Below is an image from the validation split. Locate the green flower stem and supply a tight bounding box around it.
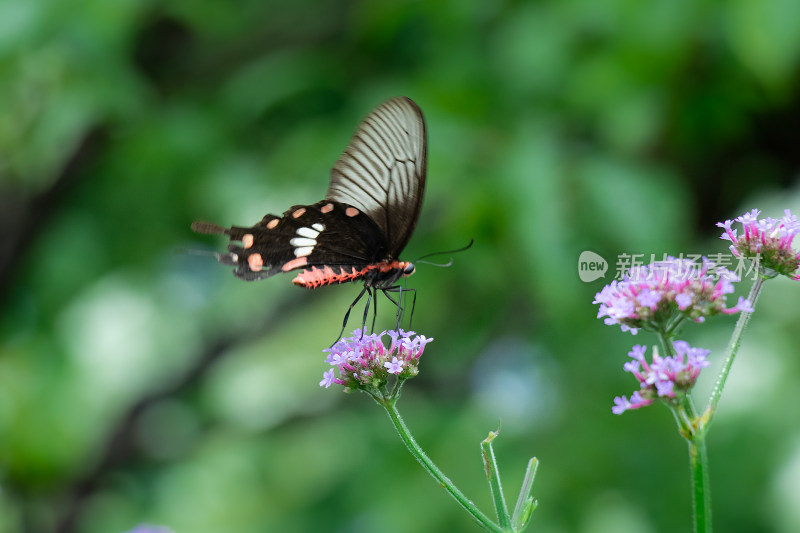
[669,397,710,533]
[666,314,688,337]
[701,275,765,429]
[684,399,710,533]
[672,397,696,439]
[662,337,710,533]
[661,274,767,533]
[481,430,512,529]
[511,458,539,531]
[377,396,504,533]
[688,434,711,533]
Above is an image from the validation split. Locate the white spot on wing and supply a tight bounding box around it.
[290,237,317,247]
[297,226,320,239]
[312,223,324,232]
[294,246,314,257]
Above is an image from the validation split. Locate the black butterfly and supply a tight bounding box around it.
[192,97,427,333]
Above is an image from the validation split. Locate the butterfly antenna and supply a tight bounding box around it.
[412,239,474,264]
[416,258,454,267]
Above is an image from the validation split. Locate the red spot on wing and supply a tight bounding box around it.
[321,203,334,213]
[282,256,309,271]
[267,219,279,229]
[242,234,254,249]
[248,253,264,271]
[292,208,306,218]
[345,207,359,217]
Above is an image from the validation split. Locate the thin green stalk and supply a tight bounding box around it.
[378,396,504,533]
[688,435,711,533]
[481,430,511,528]
[666,315,688,336]
[658,331,677,357]
[670,379,710,532]
[669,274,766,533]
[701,276,765,429]
[674,397,697,439]
[511,458,539,531]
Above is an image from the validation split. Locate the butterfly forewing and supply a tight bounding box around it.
[220,201,389,281]
[326,97,427,258]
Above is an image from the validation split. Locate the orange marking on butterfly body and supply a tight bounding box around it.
[292,266,364,288]
[384,261,412,273]
[292,208,306,218]
[282,256,309,271]
[248,253,264,271]
[242,234,254,249]
[291,261,413,289]
[267,219,279,229]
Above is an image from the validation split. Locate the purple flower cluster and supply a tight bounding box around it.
[717,208,800,280]
[593,257,753,334]
[612,341,710,414]
[320,328,433,390]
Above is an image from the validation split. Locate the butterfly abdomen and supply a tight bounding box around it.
[292,260,413,289]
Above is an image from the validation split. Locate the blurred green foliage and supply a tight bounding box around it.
[2,1,800,532]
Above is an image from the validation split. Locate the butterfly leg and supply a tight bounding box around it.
[406,287,417,328]
[370,286,379,333]
[380,289,402,325]
[359,287,375,336]
[381,286,416,331]
[335,284,370,344]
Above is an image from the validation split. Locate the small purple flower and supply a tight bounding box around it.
[733,296,754,313]
[319,369,338,388]
[320,328,432,391]
[412,335,434,358]
[612,396,631,415]
[326,352,349,366]
[384,357,404,374]
[675,293,692,310]
[717,208,800,280]
[613,391,653,414]
[636,288,662,309]
[593,257,751,334]
[655,380,674,397]
[611,342,710,414]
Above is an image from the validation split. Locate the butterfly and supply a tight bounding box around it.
[192,97,427,334]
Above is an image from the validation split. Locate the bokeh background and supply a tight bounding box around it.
[2,1,800,532]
